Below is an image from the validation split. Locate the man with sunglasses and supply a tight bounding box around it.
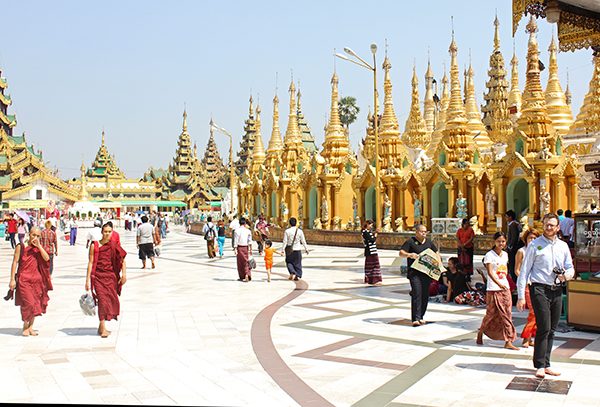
[517,213,574,379]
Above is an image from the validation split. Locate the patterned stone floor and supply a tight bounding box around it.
[0,226,599,406]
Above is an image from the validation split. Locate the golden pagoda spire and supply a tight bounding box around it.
[267,92,283,154]
[465,62,492,150]
[568,54,600,138]
[545,35,574,136]
[250,104,266,172]
[378,54,404,169]
[321,71,351,168]
[508,48,523,124]
[403,65,430,149]
[565,72,572,106]
[517,16,555,156]
[283,80,301,143]
[442,32,472,162]
[101,129,106,146]
[182,109,188,132]
[482,15,512,144]
[248,95,254,117]
[423,57,436,133]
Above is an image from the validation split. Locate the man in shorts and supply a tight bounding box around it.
[136,215,156,269]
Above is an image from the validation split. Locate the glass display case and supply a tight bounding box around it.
[568,214,600,332]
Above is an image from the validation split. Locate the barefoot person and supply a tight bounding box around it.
[514,228,540,348]
[477,232,518,350]
[233,218,253,282]
[136,215,156,269]
[517,214,574,378]
[9,227,52,336]
[85,223,127,338]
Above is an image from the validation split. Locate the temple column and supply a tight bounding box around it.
[468,179,477,220]
[568,177,578,212]
[398,183,406,229]
[495,177,506,231]
[555,176,565,212]
[358,188,365,225]
[528,176,537,226]
[447,183,456,218]
[422,185,430,228]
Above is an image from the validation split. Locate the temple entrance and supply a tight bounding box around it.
[506,178,529,218]
[365,186,376,222]
[431,181,448,218]
[308,187,318,227]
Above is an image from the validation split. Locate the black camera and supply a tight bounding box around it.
[553,267,566,286]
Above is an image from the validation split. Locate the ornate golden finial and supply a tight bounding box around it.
[267,91,283,154]
[249,95,254,116]
[101,129,105,146]
[565,70,572,105]
[182,109,188,132]
[378,53,404,169]
[545,35,573,136]
[493,13,501,51]
[465,62,491,149]
[424,57,436,134]
[403,64,430,149]
[251,103,266,172]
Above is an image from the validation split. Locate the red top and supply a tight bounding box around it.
[7,219,17,233]
[456,227,475,249]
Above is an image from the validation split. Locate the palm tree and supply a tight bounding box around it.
[338,96,360,132]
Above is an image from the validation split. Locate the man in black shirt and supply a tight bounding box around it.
[400,224,438,326]
[505,209,522,281]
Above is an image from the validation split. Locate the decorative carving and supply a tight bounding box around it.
[469,215,483,235]
[382,216,393,233]
[345,217,354,231]
[485,184,497,221]
[383,193,392,219]
[313,217,322,230]
[456,191,468,219]
[321,195,329,222]
[332,216,342,231]
[394,217,404,232]
[540,185,551,215]
[413,192,422,221]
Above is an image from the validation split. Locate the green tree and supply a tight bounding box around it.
[338,96,360,131]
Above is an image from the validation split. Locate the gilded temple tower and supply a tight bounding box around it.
[481,16,513,144]
[423,59,436,134]
[402,66,430,150]
[235,96,258,176]
[508,50,523,126]
[0,69,17,137]
[545,36,574,137]
[464,63,492,151]
[297,87,318,155]
[202,118,227,186]
[319,72,357,229]
[378,55,405,170]
[428,70,449,156]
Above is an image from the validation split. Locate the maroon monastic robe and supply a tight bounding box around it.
[91,240,127,321]
[15,245,52,322]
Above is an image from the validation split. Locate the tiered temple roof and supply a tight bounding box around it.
[321,72,354,170]
[235,96,257,176]
[296,87,317,155]
[378,55,406,169]
[481,16,513,144]
[464,63,493,151]
[86,130,125,179]
[281,81,308,173]
[0,69,17,137]
[202,118,227,186]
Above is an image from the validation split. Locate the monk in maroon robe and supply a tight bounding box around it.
[85,223,127,338]
[9,227,52,336]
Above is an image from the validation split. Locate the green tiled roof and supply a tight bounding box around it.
[0,174,11,186]
[0,154,6,164]
[9,135,24,145]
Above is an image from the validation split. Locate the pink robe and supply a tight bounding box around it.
[15,245,52,322]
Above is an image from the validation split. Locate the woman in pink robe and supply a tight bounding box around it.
[85,223,127,338]
[9,227,52,336]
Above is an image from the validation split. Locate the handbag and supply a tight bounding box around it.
[79,292,96,316]
[248,256,257,269]
[285,228,299,257]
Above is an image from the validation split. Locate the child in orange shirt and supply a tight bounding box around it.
[263,240,283,282]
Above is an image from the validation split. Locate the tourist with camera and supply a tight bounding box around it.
[517,213,574,379]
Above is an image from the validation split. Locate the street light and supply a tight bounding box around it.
[210,121,236,217]
[335,43,380,226]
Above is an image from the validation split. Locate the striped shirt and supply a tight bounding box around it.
[362,229,377,256]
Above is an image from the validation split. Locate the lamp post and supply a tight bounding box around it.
[211,121,235,217]
[335,44,380,226]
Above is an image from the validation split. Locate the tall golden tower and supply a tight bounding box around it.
[250,105,266,174]
[202,118,227,186]
[428,69,450,156]
[423,59,436,134]
[235,96,258,175]
[464,62,492,151]
[281,81,308,173]
[321,72,352,169]
[265,92,283,170]
[402,65,430,150]
[297,87,317,155]
[442,34,472,163]
[481,16,513,144]
[508,50,523,126]
[568,54,600,141]
[516,16,556,157]
[545,36,574,136]
[378,55,405,169]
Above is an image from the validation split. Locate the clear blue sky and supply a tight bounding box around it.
[1,0,594,180]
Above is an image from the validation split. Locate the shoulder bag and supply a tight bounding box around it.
[285,228,299,257]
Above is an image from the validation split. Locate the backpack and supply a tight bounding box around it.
[204,225,216,241]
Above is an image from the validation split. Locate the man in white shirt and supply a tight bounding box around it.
[233,218,253,282]
[281,217,309,281]
[517,213,574,379]
[229,215,240,248]
[136,215,156,269]
[86,220,103,249]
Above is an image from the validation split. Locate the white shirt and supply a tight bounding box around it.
[137,222,155,244]
[233,226,252,247]
[281,227,308,252]
[559,217,575,239]
[86,227,102,243]
[517,235,575,300]
[48,217,57,228]
[230,219,240,231]
[483,249,510,291]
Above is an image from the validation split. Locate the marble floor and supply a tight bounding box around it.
[0,226,598,406]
